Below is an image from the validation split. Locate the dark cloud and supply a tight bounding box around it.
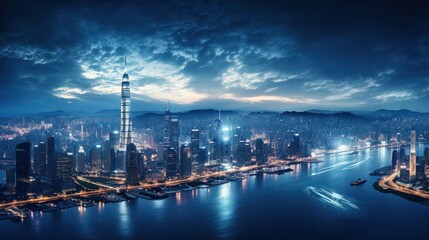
[0,0,428,114]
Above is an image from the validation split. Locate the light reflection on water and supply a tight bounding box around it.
[1,146,429,239]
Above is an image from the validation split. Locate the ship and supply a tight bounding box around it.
[133,190,169,200]
[350,178,367,186]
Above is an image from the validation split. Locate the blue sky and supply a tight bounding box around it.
[1,0,428,114]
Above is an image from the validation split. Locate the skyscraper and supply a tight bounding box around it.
[39,141,47,176]
[56,152,73,182]
[391,150,398,171]
[163,103,171,162]
[119,57,132,149]
[170,115,180,152]
[180,144,192,178]
[166,148,178,179]
[90,144,102,172]
[76,146,86,173]
[15,142,31,193]
[409,127,416,179]
[255,138,265,165]
[126,143,139,185]
[191,128,200,164]
[103,140,112,172]
[47,137,57,180]
[33,144,39,174]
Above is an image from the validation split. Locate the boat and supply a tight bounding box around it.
[133,190,169,200]
[350,178,367,186]
[275,168,293,175]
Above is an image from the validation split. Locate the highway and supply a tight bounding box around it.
[0,163,273,209]
[377,171,429,199]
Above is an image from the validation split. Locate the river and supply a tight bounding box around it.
[0,144,428,239]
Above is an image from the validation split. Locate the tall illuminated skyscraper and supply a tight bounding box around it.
[120,57,132,149]
[409,127,416,179]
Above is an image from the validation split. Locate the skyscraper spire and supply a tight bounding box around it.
[218,108,221,120]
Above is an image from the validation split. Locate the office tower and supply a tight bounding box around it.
[208,140,216,164]
[103,140,112,172]
[33,144,39,174]
[255,139,265,165]
[90,144,102,172]
[39,141,47,176]
[119,57,132,149]
[237,139,246,167]
[57,152,73,182]
[424,147,429,166]
[163,103,171,162]
[126,143,139,185]
[232,134,239,162]
[47,137,57,180]
[391,150,399,171]
[214,111,223,162]
[76,146,86,173]
[15,142,31,193]
[191,129,200,163]
[245,140,252,163]
[180,144,192,178]
[166,148,178,179]
[409,127,416,179]
[6,168,15,193]
[109,131,120,169]
[290,133,301,157]
[170,115,180,152]
[399,147,406,163]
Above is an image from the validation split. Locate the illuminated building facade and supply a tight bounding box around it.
[409,127,416,179]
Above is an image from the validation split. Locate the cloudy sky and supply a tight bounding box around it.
[1,0,428,114]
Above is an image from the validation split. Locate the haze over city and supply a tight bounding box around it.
[1,0,429,114]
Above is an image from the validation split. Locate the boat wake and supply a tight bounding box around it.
[306,186,359,212]
[311,161,349,175]
[311,157,371,175]
[341,157,370,170]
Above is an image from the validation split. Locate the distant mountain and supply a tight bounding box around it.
[136,109,240,120]
[365,109,428,119]
[305,109,341,114]
[280,110,366,120]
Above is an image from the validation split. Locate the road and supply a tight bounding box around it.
[377,171,429,199]
[0,163,273,209]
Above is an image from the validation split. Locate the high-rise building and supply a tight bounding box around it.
[391,150,399,171]
[289,133,301,157]
[255,139,265,165]
[170,115,180,152]
[56,152,73,182]
[191,129,200,163]
[119,57,132,149]
[166,148,178,179]
[39,141,47,176]
[236,139,246,167]
[163,104,171,162]
[399,147,406,163]
[6,167,15,193]
[109,131,120,170]
[47,137,57,180]
[424,147,429,166]
[90,144,102,172]
[76,146,86,173]
[180,144,192,178]
[103,140,112,172]
[409,127,416,179]
[126,143,139,185]
[33,144,39,174]
[16,142,31,193]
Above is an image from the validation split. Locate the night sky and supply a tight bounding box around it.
[1,0,428,114]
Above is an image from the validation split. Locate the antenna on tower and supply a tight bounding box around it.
[168,99,170,111]
[218,108,221,120]
[124,56,127,73]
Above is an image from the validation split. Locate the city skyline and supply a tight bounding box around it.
[1,0,429,115]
